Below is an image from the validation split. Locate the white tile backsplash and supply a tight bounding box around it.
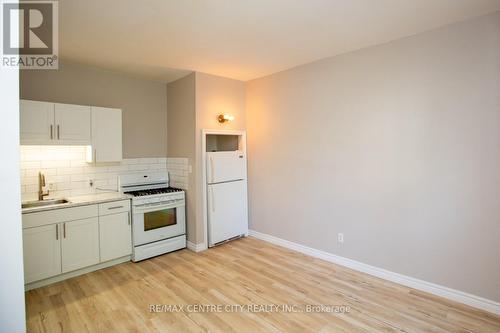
[166,158,189,189]
[20,146,189,201]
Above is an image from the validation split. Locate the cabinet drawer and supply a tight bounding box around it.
[98,200,130,216]
[23,204,98,229]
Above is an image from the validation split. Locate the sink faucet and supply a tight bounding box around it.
[38,172,49,200]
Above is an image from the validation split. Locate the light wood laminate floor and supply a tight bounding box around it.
[26,237,500,332]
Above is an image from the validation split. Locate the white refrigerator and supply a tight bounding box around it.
[207,151,248,247]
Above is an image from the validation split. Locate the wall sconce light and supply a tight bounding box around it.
[218,114,234,123]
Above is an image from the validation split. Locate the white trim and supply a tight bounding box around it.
[25,256,131,291]
[201,129,247,249]
[187,241,208,252]
[249,230,500,315]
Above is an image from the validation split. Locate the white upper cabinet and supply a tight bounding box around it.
[91,107,123,162]
[20,100,123,161]
[54,103,92,144]
[20,100,55,144]
[20,100,92,145]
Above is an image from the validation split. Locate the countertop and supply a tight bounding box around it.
[22,192,132,214]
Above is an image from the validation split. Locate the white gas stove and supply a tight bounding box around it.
[120,172,186,261]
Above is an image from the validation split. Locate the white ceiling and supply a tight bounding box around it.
[59,0,500,82]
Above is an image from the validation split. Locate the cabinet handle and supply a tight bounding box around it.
[57,125,60,139]
[94,148,97,163]
[108,205,124,210]
[56,224,58,240]
[128,212,131,225]
[63,222,66,238]
[50,125,53,139]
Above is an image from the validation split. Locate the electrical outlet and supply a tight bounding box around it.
[338,233,344,243]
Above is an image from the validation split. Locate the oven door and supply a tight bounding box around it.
[132,201,186,246]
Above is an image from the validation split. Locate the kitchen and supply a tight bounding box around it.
[19,64,249,290]
[2,1,500,332]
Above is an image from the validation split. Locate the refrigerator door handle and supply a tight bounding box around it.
[209,156,215,183]
[210,187,215,212]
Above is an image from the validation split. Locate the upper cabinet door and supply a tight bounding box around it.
[54,103,91,144]
[20,100,55,144]
[91,106,123,162]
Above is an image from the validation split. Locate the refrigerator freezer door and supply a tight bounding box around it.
[208,180,248,246]
[207,151,246,184]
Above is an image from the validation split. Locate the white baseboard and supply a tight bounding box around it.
[187,241,208,253]
[249,230,500,315]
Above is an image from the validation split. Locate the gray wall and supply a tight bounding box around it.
[246,12,500,301]
[167,73,197,242]
[20,62,168,158]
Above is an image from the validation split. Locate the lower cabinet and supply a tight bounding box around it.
[22,200,132,286]
[23,224,61,284]
[99,212,132,262]
[61,217,100,273]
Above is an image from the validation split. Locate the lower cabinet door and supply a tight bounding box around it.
[61,217,100,273]
[23,224,62,283]
[99,212,132,262]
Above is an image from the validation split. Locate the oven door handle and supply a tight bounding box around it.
[135,202,182,214]
[148,201,172,207]
[135,200,177,208]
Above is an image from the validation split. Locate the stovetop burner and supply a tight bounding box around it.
[125,187,183,197]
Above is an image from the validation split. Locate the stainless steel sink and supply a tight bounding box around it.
[22,199,70,209]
